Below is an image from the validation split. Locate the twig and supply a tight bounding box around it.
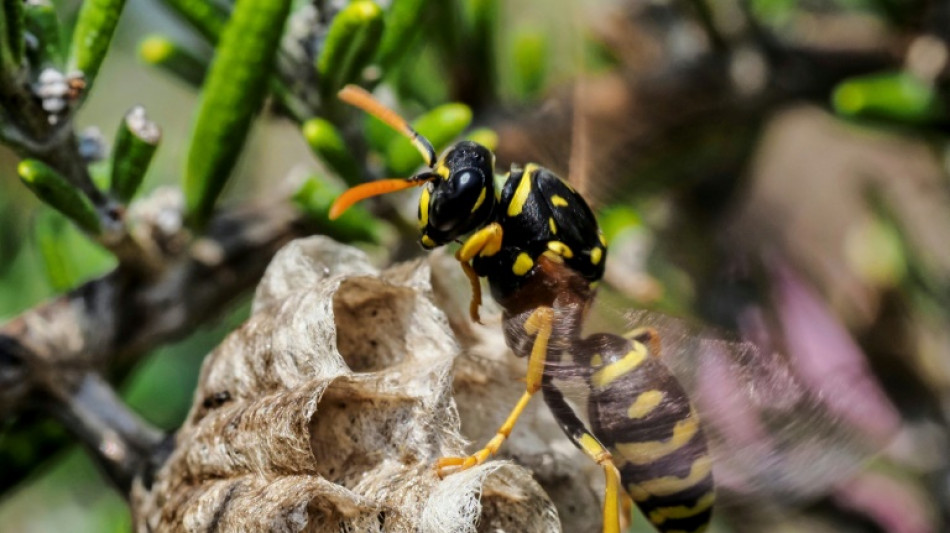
[46,372,166,493]
[0,199,304,491]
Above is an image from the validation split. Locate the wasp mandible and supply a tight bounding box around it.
[329,85,714,533]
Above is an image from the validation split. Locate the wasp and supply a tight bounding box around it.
[329,85,714,533]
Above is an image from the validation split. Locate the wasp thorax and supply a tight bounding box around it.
[419,141,496,248]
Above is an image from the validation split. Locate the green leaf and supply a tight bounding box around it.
[67,0,128,92]
[302,118,360,185]
[293,176,380,243]
[111,106,160,202]
[385,102,472,175]
[464,127,497,152]
[375,0,427,70]
[3,0,25,67]
[183,0,292,227]
[18,159,101,235]
[24,0,63,69]
[832,71,943,124]
[511,27,547,99]
[33,209,78,291]
[317,0,384,96]
[155,0,227,43]
[460,0,498,102]
[364,113,398,153]
[139,34,207,87]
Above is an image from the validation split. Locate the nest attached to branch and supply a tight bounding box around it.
[131,236,601,532]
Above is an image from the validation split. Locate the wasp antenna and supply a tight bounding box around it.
[329,175,434,220]
[338,85,437,168]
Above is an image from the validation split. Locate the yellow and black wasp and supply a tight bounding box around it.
[329,85,714,533]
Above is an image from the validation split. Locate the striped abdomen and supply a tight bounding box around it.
[583,332,714,533]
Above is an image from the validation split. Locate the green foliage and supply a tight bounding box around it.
[18,160,101,235]
[386,102,472,175]
[597,205,643,244]
[183,0,292,227]
[302,118,360,185]
[110,106,161,202]
[293,177,381,243]
[138,34,207,87]
[317,0,384,97]
[23,0,63,68]
[156,0,227,43]
[32,208,115,291]
[2,0,26,67]
[511,27,548,99]
[375,0,428,70]
[34,209,78,291]
[832,71,943,124]
[465,127,498,152]
[67,0,127,91]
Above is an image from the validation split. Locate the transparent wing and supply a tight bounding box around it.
[536,303,899,514]
[490,0,914,528]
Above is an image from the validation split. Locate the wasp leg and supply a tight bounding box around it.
[624,326,661,358]
[542,380,622,533]
[455,222,504,324]
[437,305,552,475]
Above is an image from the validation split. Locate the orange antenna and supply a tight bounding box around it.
[329,176,434,220]
[338,85,437,168]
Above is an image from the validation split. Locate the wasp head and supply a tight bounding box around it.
[418,141,496,249]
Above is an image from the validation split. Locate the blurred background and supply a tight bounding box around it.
[1,0,950,531]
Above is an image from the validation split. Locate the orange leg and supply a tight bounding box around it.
[437,306,552,474]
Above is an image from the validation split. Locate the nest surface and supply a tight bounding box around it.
[132,237,600,532]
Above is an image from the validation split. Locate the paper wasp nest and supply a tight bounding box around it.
[132,236,600,532]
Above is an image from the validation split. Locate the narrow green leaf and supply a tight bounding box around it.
[3,0,25,66]
[111,105,160,202]
[317,0,384,95]
[67,0,127,91]
[464,127,497,152]
[386,102,472,175]
[302,118,360,185]
[375,0,427,70]
[293,176,380,243]
[19,159,102,234]
[156,0,227,43]
[832,72,943,124]
[461,0,498,102]
[511,28,547,99]
[183,0,292,227]
[33,209,78,291]
[0,3,13,70]
[364,113,398,153]
[139,34,207,87]
[24,0,63,68]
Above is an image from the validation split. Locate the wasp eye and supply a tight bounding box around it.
[430,168,489,233]
[456,169,475,188]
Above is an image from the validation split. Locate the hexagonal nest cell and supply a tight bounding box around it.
[130,237,598,532]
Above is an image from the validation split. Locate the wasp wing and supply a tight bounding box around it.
[538,306,899,514]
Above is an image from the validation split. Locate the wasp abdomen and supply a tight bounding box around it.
[583,333,714,533]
